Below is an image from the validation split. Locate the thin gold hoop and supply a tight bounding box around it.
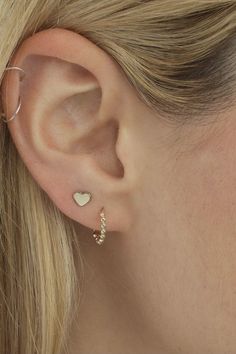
[1,66,26,123]
[4,66,26,78]
[1,96,22,123]
[93,208,106,245]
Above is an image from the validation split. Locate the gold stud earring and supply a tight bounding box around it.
[73,191,92,207]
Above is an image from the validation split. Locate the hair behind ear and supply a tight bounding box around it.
[0,123,82,354]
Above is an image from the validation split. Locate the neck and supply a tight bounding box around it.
[64,227,164,354]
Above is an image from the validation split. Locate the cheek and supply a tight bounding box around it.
[129,119,236,353]
[168,135,236,288]
[158,142,236,351]
[173,143,236,238]
[176,115,236,233]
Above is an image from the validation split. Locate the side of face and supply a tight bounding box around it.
[2,27,236,354]
[125,103,236,353]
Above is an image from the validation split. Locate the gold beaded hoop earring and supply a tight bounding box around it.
[93,208,106,245]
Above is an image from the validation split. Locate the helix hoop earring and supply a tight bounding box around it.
[93,207,107,245]
[1,66,26,123]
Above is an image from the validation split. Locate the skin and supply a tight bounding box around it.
[2,27,236,354]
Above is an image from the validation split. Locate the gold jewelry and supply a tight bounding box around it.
[1,66,26,123]
[73,191,92,207]
[93,208,106,245]
[72,192,107,245]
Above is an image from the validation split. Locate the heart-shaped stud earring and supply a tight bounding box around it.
[73,191,92,207]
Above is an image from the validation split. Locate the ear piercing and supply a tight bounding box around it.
[0,66,26,123]
[73,191,92,207]
[73,191,107,245]
[92,208,106,245]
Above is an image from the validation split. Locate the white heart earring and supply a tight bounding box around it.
[73,191,92,207]
[72,191,107,245]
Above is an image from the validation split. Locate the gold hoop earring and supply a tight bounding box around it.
[93,208,106,245]
[1,66,26,123]
[1,97,22,123]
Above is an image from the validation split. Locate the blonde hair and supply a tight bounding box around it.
[0,1,236,353]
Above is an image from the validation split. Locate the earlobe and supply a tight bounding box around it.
[0,28,135,237]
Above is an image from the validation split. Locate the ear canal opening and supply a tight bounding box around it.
[80,118,125,179]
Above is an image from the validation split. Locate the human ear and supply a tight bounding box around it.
[0,28,135,233]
